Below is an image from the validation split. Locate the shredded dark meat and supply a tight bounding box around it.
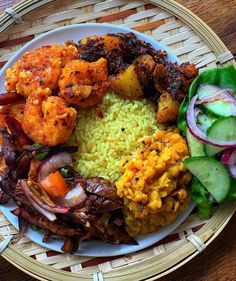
[14,216,28,243]
[14,180,30,206]
[12,207,81,237]
[1,129,17,168]
[15,151,32,179]
[0,170,16,198]
[86,177,121,199]
[61,236,79,254]
[71,210,137,245]
[153,62,198,101]
[93,213,138,245]
[0,92,24,106]
[81,177,123,213]
[42,230,52,243]
[78,32,167,75]
[0,188,10,204]
[5,115,32,146]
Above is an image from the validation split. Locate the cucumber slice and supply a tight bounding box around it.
[201,101,234,117]
[223,178,236,201]
[205,116,236,156]
[197,85,234,117]
[186,128,205,156]
[184,156,230,203]
[197,113,216,130]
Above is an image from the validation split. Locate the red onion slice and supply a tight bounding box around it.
[221,149,236,165]
[60,182,87,208]
[196,84,236,104]
[30,194,69,214]
[195,84,236,115]
[194,107,201,119]
[27,195,57,221]
[196,93,236,106]
[37,152,72,182]
[197,84,235,100]
[21,180,69,215]
[228,164,236,179]
[187,95,236,147]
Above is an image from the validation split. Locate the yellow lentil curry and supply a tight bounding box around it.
[116,130,191,236]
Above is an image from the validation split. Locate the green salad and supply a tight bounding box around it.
[178,65,236,218]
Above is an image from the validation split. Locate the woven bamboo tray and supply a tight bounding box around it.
[0,1,235,280]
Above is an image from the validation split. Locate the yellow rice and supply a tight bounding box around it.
[74,92,157,182]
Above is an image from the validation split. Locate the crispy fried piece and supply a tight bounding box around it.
[58,58,109,109]
[22,88,77,146]
[134,54,156,87]
[5,116,32,146]
[84,177,123,213]
[156,92,180,124]
[5,44,78,97]
[0,92,24,106]
[1,129,17,169]
[0,189,10,204]
[0,170,16,199]
[78,32,167,75]
[61,236,79,254]
[79,35,122,52]
[14,152,32,179]
[0,102,25,129]
[153,62,198,101]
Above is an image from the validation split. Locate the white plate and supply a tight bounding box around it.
[0,23,194,257]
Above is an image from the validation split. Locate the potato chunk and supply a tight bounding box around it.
[156,92,180,124]
[109,65,143,100]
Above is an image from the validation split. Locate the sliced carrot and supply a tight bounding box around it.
[40,170,69,197]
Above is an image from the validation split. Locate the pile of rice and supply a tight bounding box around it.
[74,92,157,182]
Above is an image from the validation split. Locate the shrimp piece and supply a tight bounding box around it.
[5,44,78,97]
[58,58,109,109]
[0,102,25,129]
[22,88,77,146]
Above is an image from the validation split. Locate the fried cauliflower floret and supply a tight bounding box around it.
[156,92,180,124]
[58,58,109,109]
[5,44,78,97]
[22,88,77,146]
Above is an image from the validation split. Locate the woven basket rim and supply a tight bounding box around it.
[0,0,235,280]
[0,0,235,67]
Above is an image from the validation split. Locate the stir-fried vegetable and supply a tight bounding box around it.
[40,170,69,197]
[31,143,49,160]
[37,152,72,182]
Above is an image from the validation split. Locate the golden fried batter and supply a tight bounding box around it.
[58,58,109,109]
[22,88,77,146]
[0,102,25,129]
[5,44,78,97]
